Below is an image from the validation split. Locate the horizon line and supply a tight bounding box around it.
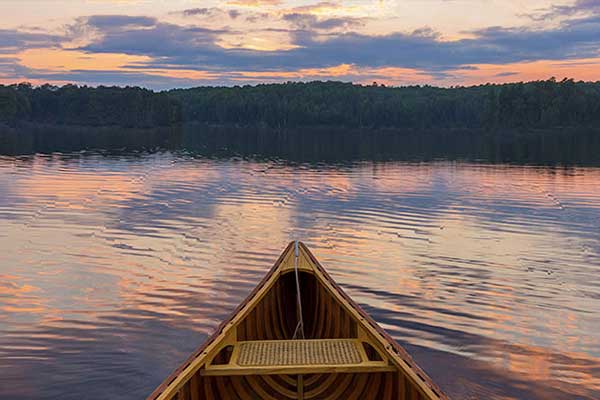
[4,77,599,92]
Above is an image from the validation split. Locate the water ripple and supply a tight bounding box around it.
[0,154,599,399]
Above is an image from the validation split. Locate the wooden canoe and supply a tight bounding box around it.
[147,241,448,400]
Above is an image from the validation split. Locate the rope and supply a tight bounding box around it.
[292,240,305,339]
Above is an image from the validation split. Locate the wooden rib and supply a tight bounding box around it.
[382,372,393,400]
[312,280,321,340]
[324,286,333,338]
[339,303,348,339]
[304,373,339,399]
[276,284,288,340]
[176,382,187,400]
[409,383,418,400]
[276,281,290,338]
[203,377,215,400]
[189,374,199,400]
[341,304,349,338]
[324,294,335,338]
[278,374,297,386]
[237,314,246,342]
[363,373,383,400]
[321,373,357,400]
[271,374,296,391]
[217,377,239,400]
[315,285,327,338]
[321,294,330,338]
[344,373,370,400]
[255,298,265,339]
[245,376,281,400]
[230,376,253,399]
[329,296,339,338]
[214,377,228,399]
[399,374,407,400]
[304,372,326,387]
[185,381,192,400]
[335,303,344,338]
[331,302,340,338]
[298,375,305,400]
[261,375,297,399]
[245,302,255,341]
[269,285,283,340]
[264,293,276,339]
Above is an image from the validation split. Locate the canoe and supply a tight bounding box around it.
[147,241,448,400]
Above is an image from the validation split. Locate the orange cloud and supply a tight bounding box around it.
[6,44,600,89]
[451,58,600,86]
[284,1,347,15]
[18,48,151,72]
[231,63,434,85]
[227,0,282,6]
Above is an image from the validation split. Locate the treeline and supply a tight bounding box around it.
[2,79,600,129]
[0,83,181,128]
[170,79,600,129]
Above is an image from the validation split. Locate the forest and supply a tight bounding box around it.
[1,79,600,130]
[0,83,181,128]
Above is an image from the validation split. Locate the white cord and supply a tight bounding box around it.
[292,240,305,339]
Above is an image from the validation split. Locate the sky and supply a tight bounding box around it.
[1,0,600,89]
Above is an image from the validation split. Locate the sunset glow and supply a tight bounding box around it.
[1,1,599,87]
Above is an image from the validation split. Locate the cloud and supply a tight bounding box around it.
[0,29,63,53]
[245,13,270,23]
[3,10,600,88]
[0,61,219,89]
[226,0,281,6]
[0,57,21,78]
[283,13,365,31]
[529,0,600,20]
[85,15,156,28]
[67,15,158,40]
[274,16,600,71]
[176,7,242,20]
[285,1,342,15]
[465,16,600,62]
[65,12,600,74]
[77,18,228,59]
[494,71,519,77]
[181,8,212,17]
[174,7,242,21]
[0,57,18,64]
[228,10,241,19]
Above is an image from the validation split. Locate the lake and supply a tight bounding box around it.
[1,147,599,399]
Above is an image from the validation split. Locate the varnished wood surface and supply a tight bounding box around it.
[146,242,448,400]
[172,372,428,400]
[237,272,357,341]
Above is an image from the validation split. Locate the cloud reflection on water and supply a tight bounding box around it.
[0,153,599,399]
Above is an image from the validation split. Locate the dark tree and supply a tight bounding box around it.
[2,79,600,130]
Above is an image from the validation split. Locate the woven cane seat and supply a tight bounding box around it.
[237,339,362,366]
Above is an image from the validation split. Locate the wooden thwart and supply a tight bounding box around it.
[202,338,394,376]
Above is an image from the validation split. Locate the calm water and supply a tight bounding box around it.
[1,152,599,400]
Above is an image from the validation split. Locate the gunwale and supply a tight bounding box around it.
[146,241,449,400]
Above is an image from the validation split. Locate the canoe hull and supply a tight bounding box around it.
[147,242,448,400]
[174,372,423,400]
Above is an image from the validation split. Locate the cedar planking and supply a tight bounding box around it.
[147,242,449,400]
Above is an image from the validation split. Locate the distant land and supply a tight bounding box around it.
[1,79,600,130]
